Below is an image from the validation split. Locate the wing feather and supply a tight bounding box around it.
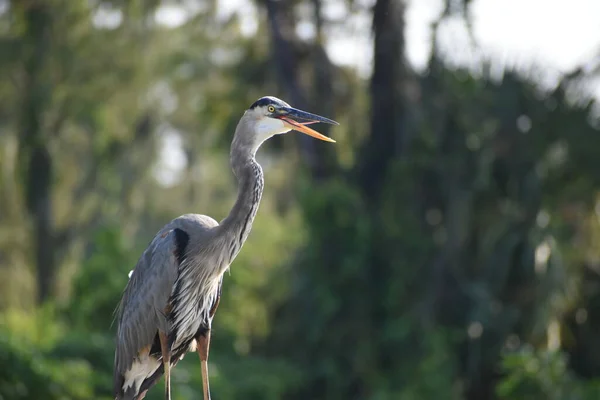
[114,228,180,376]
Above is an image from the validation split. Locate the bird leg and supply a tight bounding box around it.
[197,331,212,400]
[159,331,172,400]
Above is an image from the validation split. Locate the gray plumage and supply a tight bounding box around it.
[113,96,337,400]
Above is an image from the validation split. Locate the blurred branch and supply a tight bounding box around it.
[50,99,69,139]
[564,52,600,79]
[431,0,478,63]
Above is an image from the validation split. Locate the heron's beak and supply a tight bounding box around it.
[279,107,338,143]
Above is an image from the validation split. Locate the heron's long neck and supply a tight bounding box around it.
[220,149,264,260]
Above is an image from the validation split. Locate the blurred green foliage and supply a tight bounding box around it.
[497,348,600,400]
[1,0,600,399]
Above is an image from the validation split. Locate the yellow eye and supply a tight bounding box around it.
[267,106,275,113]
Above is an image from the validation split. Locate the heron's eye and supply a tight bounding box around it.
[267,106,275,113]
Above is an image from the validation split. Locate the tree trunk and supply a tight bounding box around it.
[309,0,338,179]
[357,0,407,201]
[16,1,55,304]
[264,0,333,180]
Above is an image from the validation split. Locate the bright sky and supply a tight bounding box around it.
[151,0,600,92]
[149,0,600,185]
[409,0,600,71]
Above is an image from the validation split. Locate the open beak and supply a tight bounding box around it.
[278,107,338,143]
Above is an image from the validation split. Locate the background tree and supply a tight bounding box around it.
[1,0,599,399]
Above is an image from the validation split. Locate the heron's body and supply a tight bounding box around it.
[114,215,223,399]
[113,96,337,400]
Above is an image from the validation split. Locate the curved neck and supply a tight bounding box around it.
[219,138,265,259]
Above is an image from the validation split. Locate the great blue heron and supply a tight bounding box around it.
[113,96,338,400]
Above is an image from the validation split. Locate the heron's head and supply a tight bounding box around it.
[244,96,338,145]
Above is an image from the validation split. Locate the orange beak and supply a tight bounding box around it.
[276,105,338,143]
[281,117,336,143]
